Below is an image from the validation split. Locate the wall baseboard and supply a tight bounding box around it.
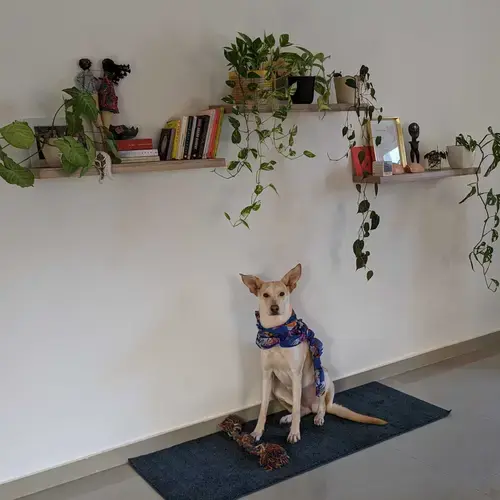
[4,330,500,500]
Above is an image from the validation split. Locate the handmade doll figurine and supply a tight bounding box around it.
[75,58,102,126]
[98,58,131,130]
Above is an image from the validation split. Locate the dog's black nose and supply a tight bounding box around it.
[270,305,280,314]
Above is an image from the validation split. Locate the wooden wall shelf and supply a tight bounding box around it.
[211,103,368,114]
[353,168,478,185]
[33,159,226,179]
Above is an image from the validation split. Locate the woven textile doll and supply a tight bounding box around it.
[75,58,102,126]
[98,58,131,129]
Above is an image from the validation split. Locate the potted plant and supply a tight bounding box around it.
[223,33,276,105]
[424,148,447,170]
[447,134,476,169]
[282,48,329,105]
[333,71,358,105]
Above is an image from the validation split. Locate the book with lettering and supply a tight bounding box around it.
[176,116,189,160]
[117,138,153,151]
[119,149,159,158]
[184,116,196,160]
[195,116,210,159]
[191,115,208,159]
[211,107,225,158]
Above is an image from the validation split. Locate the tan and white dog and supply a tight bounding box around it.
[241,263,387,444]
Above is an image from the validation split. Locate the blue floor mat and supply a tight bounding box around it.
[129,382,450,500]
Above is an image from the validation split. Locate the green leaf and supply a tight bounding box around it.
[357,150,366,164]
[459,185,477,204]
[366,270,374,281]
[240,219,250,229]
[250,148,259,159]
[358,200,370,213]
[377,115,383,124]
[62,87,81,98]
[61,156,81,174]
[303,150,315,158]
[74,91,99,122]
[228,116,240,129]
[348,131,355,141]
[222,95,236,104]
[66,110,83,136]
[53,136,88,168]
[370,212,380,230]
[252,201,261,211]
[247,82,258,92]
[243,161,252,172]
[356,184,361,193]
[356,256,365,270]
[353,239,364,257]
[345,78,357,89]
[264,34,275,47]
[238,148,248,160]
[493,229,499,243]
[374,183,379,196]
[106,137,120,162]
[81,134,96,177]
[241,205,253,217]
[364,222,370,233]
[342,126,349,137]
[232,106,240,115]
[225,79,236,88]
[491,278,499,287]
[0,121,35,149]
[260,163,274,171]
[224,212,231,221]
[495,215,500,228]
[231,129,242,144]
[375,136,382,147]
[279,34,290,47]
[247,71,262,79]
[268,183,279,194]
[254,184,264,195]
[0,156,35,187]
[227,161,239,171]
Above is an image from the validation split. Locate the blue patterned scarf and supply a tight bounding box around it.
[255,311,326,396]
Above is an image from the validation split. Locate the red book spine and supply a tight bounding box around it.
[117,139,154,151]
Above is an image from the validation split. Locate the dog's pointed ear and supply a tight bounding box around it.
[281,264,302,293]
[240,274,263,296]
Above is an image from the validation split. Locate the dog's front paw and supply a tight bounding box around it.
[287,430,301,444]
[314,414,325,426]
[251,429,263,442]
[280,414,293,425]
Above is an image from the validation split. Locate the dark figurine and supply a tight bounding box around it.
[110,125,139,141]
[75,58,102,126]
[408,122,420,164]
[98,58,131,129]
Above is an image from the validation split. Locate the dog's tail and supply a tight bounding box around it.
[327,403,387,425]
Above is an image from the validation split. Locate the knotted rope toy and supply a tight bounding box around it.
[219,415,289,471]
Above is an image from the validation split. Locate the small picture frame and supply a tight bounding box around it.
[368,117,407,168]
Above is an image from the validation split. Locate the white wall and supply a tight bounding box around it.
[1,0,499,484]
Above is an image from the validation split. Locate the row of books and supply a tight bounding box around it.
[117,139,160,163]
[159,107,225,161]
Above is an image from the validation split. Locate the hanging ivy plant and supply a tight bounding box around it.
[217,33,333,228]
[330,65,383,281]
[459,127,500,291]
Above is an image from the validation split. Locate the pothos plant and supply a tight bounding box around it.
[217,33,333,228]
[0,87,119,187]
[331,65,383,281]
[459,127,500,292]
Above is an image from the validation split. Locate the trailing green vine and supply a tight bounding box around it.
[218,33,332,228]
[330,65,383,281]
[459,127,500,291]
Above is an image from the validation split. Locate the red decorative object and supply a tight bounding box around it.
[116,138,154,151]
[351,146,374,176]
[219,415,289,471]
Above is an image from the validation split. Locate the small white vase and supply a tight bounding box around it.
[334,76,357,105]
[42,138,61,165]
[447,145,475,169]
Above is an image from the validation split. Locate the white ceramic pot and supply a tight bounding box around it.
[42,138,61,165]
[447,145,475,169]
[334,76,357,105]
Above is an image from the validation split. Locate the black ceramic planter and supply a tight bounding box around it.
[288,76,316,104]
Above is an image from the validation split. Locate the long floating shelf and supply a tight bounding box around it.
[353,167,477,185]
[33,159,226,179]
[211,103,368,114]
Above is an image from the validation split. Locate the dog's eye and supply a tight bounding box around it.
[279,292,285,297]
[263,293,270,298]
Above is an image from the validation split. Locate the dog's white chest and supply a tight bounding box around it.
[261,343,309,383]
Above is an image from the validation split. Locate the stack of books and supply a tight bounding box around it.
[159,107,225,161]
[117,138,160,163]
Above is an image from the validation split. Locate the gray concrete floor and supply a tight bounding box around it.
[23,349,500,500]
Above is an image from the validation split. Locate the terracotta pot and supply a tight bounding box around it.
[447,145,475,169]
[334,76,357,105]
